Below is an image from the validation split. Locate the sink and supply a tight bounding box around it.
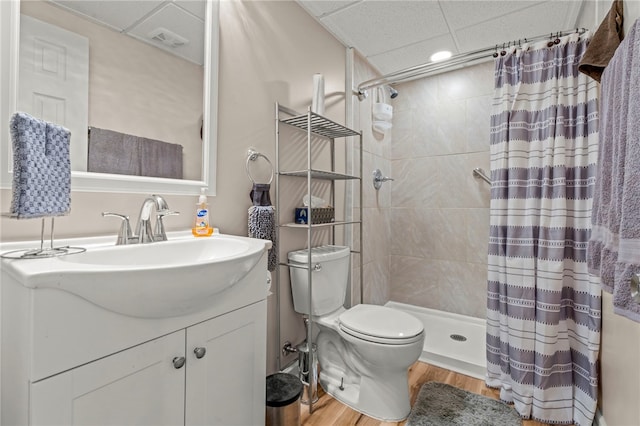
[0,233,271,318]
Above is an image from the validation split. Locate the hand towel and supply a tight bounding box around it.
[139,137,183,179]
[588,18,640,322]
[578,0,624,82]
[10,112,71,219]
[250,183,272,206]
[88,127,183,179]
[248,205,277,271]
[88,127,141,175]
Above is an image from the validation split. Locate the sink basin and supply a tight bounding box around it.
[0,233,271,318]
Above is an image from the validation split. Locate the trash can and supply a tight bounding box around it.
[266,373,303,426]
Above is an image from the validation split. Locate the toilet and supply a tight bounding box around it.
[288,245,425,421]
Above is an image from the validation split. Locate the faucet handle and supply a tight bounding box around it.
[154,210,180,241]
[102,212,133,245]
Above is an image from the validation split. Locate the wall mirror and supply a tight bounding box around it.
[0,0,218,195]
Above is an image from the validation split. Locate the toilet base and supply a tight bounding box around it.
[319,367,411,422]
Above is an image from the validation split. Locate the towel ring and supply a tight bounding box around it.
[246,148,274,185]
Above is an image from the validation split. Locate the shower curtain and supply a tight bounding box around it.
[486,33,601,426]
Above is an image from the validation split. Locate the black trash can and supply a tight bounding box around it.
[265,373,303,426]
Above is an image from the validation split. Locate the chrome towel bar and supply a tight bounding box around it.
[472,168,491,185]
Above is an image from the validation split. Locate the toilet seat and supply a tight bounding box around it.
[338,305,424,345]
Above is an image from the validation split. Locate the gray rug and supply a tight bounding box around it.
[406,382,522,426]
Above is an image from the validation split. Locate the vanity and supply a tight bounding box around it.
[0,232,271,425]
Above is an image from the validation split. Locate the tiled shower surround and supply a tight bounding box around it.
[352,57,494,320]
[390,62,493,319]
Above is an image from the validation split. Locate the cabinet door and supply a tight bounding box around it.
[30,331,186,426]
[185,301,267,426]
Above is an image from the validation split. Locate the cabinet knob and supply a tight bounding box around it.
[172,356,186,369]
[194,347,207,359]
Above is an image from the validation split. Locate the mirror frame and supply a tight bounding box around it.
[0,0,218,196]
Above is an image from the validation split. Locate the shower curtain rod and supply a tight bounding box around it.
[356,27,588,100]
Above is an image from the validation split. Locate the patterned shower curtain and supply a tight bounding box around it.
[486,33,601,426]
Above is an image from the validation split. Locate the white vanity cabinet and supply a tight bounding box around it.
[28,301,266,426]
[30,330,187,426]
[185,301,266,426]
[0,234,271,426]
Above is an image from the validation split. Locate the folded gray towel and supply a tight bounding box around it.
[139,137,183,179]
[10,112,71,219]
[87,127,141,176]
[88,127,183,179]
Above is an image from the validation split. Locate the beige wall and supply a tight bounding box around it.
[21,0,204,180]
[1,0,346,374]
[389,62,493,319]
[596,3,640,426]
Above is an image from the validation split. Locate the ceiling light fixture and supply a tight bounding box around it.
[430,50,452,62]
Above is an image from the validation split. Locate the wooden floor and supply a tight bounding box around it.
[300,362,560,426]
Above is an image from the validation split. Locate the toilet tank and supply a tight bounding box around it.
[288,245,351,315]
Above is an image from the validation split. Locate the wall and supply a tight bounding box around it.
[21,0,204,180]
[0,0,347,375]
[595,3,640,426]
[388,61,493,319]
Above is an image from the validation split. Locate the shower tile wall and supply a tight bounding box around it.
[351,52,393,306]
[390,61,493,319]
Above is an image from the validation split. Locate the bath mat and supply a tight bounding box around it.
[406,382,522,426]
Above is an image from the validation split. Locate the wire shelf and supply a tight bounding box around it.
[280,112,360,139]
[279,169,360,180]
[280,220,362,229]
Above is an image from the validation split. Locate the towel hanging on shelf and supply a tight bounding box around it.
[9,112,71,219]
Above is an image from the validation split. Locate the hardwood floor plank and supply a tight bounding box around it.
[300,361,570,426]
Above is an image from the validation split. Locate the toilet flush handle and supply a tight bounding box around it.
[313,263,322,272]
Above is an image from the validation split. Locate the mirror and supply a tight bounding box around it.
[0,0,218,195]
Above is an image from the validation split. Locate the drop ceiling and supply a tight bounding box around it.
[297,0,586,76]
[49,0,206,65]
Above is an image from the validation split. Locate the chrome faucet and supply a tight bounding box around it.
[102,195,179,245]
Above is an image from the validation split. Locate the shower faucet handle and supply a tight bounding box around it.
[373,169,394,190]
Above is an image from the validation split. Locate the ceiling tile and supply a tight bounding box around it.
[128,2,204,65]
[297,0,361,18]
[174,0,207,20]
[52,0,164,32]
[321,0,449,56]
[367,33,459,75]
[453,1,576,53]
[439,1,541,30]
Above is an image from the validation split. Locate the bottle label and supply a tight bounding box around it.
[195,209,209,228]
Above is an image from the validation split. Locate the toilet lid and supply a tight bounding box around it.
[338,305,424,345]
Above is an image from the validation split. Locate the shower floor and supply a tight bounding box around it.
[385,301,487,380]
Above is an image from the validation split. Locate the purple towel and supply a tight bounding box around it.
[589,18,640,322]
[9,112,71,219]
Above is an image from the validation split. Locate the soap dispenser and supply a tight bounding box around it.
[192,188,213,237]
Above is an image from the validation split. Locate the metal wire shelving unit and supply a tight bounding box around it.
[274,102,363,415]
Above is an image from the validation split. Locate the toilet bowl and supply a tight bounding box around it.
[288,246,425,421]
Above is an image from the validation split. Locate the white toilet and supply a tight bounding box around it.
[288,245,425,421]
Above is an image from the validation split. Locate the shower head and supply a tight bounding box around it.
[387,86,399,99]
